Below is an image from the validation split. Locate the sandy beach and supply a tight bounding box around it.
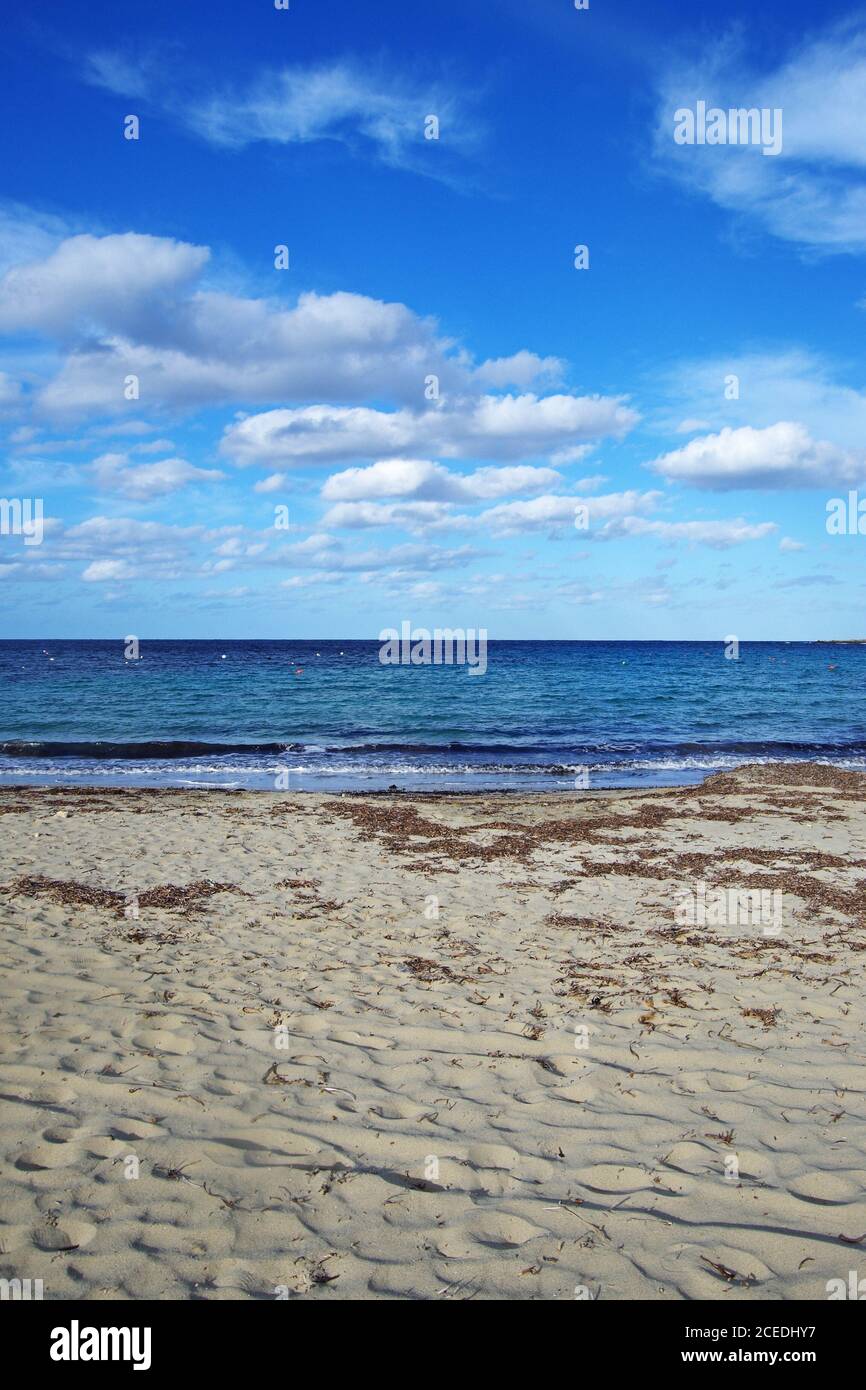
[1,762,864,1301]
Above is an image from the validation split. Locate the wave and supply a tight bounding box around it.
[3,736,866,761]
[0,740,291,760]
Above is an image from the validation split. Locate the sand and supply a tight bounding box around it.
[0,763,864,1301]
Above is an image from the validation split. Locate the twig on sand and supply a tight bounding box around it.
[544,1199,611,1241]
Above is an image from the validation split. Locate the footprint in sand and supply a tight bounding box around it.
[33,1220,97,1251]
[41,1124,82,1145]
[464,1213,545,1248]
[576,1162,655,1193]
[662,1141,717,1173]
[787,1172,862,1205]
[368,1100,421,1121]
[108,1120,164,1141]
[466,1142,521,1172]
[16,1142,81,1170]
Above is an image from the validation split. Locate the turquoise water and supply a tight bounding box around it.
[0,639,862,790]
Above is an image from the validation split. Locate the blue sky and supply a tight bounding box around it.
[1,0,865,638]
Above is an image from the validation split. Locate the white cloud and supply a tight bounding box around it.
[474,350,564,389]
[320,457,562,502]
[85,50,155,98]
[469,490,774,548]
[0,204,76,277]
[81,558,136,582]
[320,500,457,532]
[477,490,662,536]
[91,452,225,500]
[466,465,565,498]
[85,55,482,181]
[253,473,291,494]
[58,516,204,581]
[34,290,465,416]
[655,349,866,450]
[779,536,806,552]
[321,482,672,541]
[130,437,176,455]
[272,534,487,573]
[0,233,208,336]
[322,458,452,501]
[654,24,866,251]
[648,421,864,490]
[606,516,777,548]
[223,394,636,467]
[0,230,565,418]
[212,535,266,559]
[0,370,21,411]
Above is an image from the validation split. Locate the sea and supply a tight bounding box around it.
[0,639,862,792]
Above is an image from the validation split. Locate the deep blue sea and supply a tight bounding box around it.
[0,639,863,791]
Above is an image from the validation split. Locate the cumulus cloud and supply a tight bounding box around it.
[81,558,136,582]
[91,452,225,500]
[58,515,205,581]
[34,290,464,416]
[470,491,775,548]
[320,458,562,502]
[322,458,457,501]
[473,350,564,389]
[253,473,291,494]
[476,490,662,536]
[222,394,636,467]
[320,500,458,532]
[648,421,864,490]
[0,233,208,337]
[0,230,569,418]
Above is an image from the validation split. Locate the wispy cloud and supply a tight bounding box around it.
[653,21,866,252]
[84,52,483,181]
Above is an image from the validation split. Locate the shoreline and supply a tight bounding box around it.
[1,761,865,1300]
[3,758,866,798]
[0,781,681,799]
